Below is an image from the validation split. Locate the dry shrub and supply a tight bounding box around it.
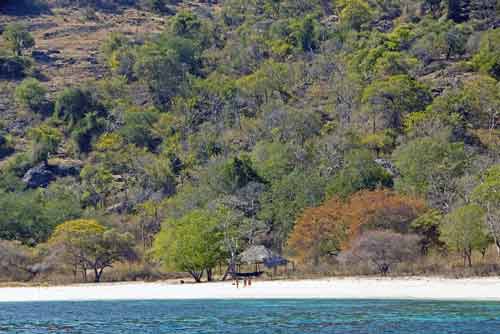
[339,230,421,275]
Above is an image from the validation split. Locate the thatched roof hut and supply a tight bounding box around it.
[239,245,288,268]
[240,245,273,264]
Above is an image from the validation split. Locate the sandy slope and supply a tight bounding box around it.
[1,277,500,302]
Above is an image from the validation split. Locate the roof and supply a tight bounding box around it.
[239,245,288,268]
[239,245,273,264]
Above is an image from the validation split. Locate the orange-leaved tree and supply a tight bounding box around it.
[287,189,427,265]
[343,189,426,246]
[287,197,348,265]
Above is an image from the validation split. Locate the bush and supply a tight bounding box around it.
[0,56,30,79]
[3,0,49,15]
[15,78,50,114]
[29,125,63,163]
[54,87,104,127]
[0,135,14,160]
[3,23,35,57]
[141,0,177,14]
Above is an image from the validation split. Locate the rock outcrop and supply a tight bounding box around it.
[22,159,83,188]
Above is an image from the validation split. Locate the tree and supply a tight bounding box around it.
[119,108,161,150]
[259,169,326,250]
[326,149,393,199]
[288,14,320,52]
[80,164,116,209]
[14,78,49,114]
[472,29,500,80]
[3,23,35,56]
[338,0,373,31]
[251,141,296,183]
[171,11,203,39]
[411,209,444,255]
[0,130,14,159]
[344,189,426,243]
[153,210,223,282]
[54,87,95,127]
[28,125,63,163]
[461,76,500,131]
[393,136,468,211]
[340,230,421,275]
[287,189,425,265]
[236,60,292,110]
[287,197,347,265]
[134,36,199,109]
[472,165,500,256]
[49,219,135,282]
[0,190,49,244]
[208,156,264,194]
[440,204,489,267]
[361,75,432,133]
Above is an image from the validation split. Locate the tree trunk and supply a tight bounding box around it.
[221,264,232,281]
[465,247,472,267]
[94,268,100,282]
[189,270,203,283]
[94,267,105,283]
[206,268,213,282]
[81,266,88,282]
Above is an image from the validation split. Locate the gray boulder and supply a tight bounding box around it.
[22,163,55,188]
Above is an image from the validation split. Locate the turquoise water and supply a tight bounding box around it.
[1,299,500,333]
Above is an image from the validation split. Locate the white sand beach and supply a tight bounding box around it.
[1,277,500,302]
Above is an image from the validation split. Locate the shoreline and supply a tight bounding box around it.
[2,277,500,302]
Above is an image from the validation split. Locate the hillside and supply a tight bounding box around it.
[0,0,499,283]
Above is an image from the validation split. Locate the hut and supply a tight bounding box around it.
[238,245,289,276]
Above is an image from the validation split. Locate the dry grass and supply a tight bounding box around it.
[0,7,165,95]
[286,248,500,280]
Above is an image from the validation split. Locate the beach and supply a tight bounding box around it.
[1,277,500,302]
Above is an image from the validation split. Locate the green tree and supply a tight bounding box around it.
[171,11,203,39]
[461,76,500,131]
[153,210,223,282]
[118,108,161,150]
[209,156,263,194]
[14,78,49,114]
[411,209,444,254]
[71,112,107,154]
[0,130,14,159]
[3,23,35,56]
[49,219,135,282]
[288,14,320,52]
[54,87,95,127]
[338,0,373,31]
[327,149,393,199]
[134,37,197,108]
[472,165,500,257]
[80,164,116,208]
[0,190,47,245]
[259,169,326,250]
[440,204,489,267]
[361,75,431,133]
[393,136,467,211]
[28,125,63,163]
[251,141,295,183]
[472,29,500,80]
[236,60,292,109]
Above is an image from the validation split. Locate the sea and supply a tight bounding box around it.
[0,299,499,333]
